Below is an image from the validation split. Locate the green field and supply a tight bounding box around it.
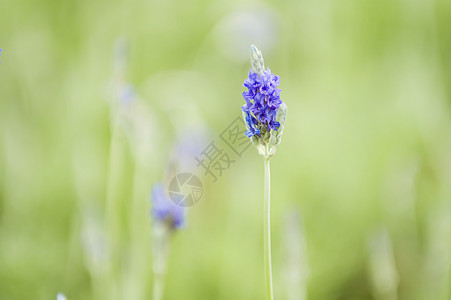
[1,0,450,299]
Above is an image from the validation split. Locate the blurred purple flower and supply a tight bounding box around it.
[151,183,184,229]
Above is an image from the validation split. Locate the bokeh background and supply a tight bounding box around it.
[1,0,451,299]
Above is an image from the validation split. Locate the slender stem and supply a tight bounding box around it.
[105,120,123,300]
[264,157,274,300]
[152,223,170,300]
[152,273,164,300]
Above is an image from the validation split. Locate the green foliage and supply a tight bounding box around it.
[1,0,451,299]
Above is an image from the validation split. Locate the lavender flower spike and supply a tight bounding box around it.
[241,45,288,300]
[151,183,184,230]
[242,45,287,159]
[151,183,184,300]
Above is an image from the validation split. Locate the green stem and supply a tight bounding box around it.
[152,224,170,300]
[105,120,123,300]
[152,273,164,300]
[264,157,274,300]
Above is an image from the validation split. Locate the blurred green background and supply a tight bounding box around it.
[1,0,451,299]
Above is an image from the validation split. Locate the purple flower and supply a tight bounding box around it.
[243,45,288,158]
[151,183,184,229]
[242,67,283,136]
[242,105,260,137]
